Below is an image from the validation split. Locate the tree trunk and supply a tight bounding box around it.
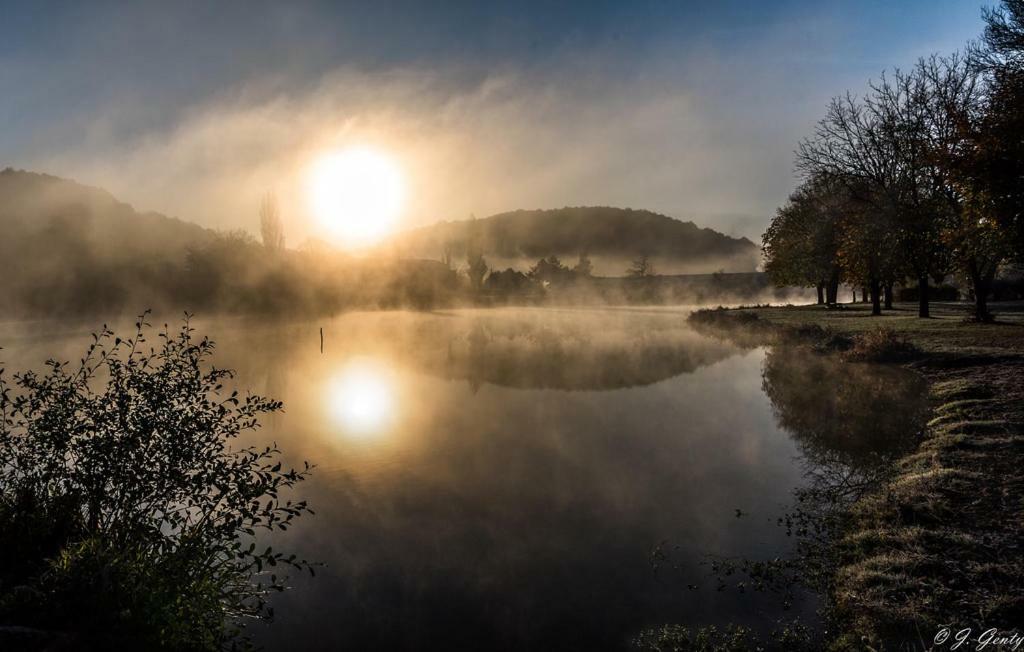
[861,286,869,303]
[826,269,840,306]
[884,282,894,310]
[970,262,996,322]
[918,275,930,318]
[870,278,881,316]
[851,288,857,303]
[816,283,824,305]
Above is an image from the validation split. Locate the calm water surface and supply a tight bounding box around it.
[0,307,926,651]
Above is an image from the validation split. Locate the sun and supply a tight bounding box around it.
[307,147,405,247]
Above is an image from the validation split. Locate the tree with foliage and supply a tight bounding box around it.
[572,251,594,278]
[763,176,845,306]
[0,315,313,650]
[466,248,488,293]
[970,68,1024,262]
[798,67,951,318]
[485,268,533,294]
[833,177,906,315]
[529,255,572,284]
[913,54,1012,320]
[959,66,1024,317]
[259,192,285,253]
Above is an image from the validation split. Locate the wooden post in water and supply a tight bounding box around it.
[320,327,324,354]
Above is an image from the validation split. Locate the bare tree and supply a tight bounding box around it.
[259,192,285,253]
[628,254,655,278]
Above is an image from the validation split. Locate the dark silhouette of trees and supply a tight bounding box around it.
[763,176,845,306]
[913,54,1010,321]
[797,65,951,318]
[984,0,1024,62]
[974,1,1024,261]
[778,12,1024,320]
[529,255,572,284]
[834,179,904,316]
[485,268,532,294]
[259,192,285,253]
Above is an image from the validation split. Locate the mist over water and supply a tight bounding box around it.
[0,307,926,650]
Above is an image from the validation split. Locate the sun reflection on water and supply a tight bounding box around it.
[325,358,398,438]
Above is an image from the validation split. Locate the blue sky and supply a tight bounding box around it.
[0,1,990,241]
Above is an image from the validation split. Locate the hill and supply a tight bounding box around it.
[0,169,465,317]
[0,168,224,313]
[0,170,770,317]
[0,168,214,257]
[384,207,760,274]
[0,168,220,315]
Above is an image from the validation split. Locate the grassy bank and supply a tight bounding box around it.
[688,301,1024,651]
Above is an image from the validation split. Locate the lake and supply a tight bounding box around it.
[0,307,927,651]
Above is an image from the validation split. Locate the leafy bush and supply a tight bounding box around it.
[0,314,313,650]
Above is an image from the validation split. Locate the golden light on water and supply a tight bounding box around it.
[325,358,398,437]
[307,147,405,247]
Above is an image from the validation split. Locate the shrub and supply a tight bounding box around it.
[0,314,313,650]
[842,328,919,363]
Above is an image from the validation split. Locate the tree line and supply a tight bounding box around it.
[763,1,1024,321]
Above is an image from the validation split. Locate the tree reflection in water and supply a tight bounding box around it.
[759,346,930,600]
[647,346,929,648]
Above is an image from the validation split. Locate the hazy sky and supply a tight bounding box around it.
[0,0,987,244]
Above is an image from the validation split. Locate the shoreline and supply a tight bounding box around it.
[687,302,1024,650]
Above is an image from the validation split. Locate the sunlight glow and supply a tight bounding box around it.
[307,147,405,247]
[325,358,397,438]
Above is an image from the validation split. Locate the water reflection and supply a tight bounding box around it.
[689,347,932,613]
[0,309,929,651]
[761,347,928,484]
[437,308,740,390]
[325,358,399,438]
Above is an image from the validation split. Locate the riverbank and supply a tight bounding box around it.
[688,302,1024,651]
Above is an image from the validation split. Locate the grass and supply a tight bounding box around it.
[707,301,1024,355]
[688,301,1024,651]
